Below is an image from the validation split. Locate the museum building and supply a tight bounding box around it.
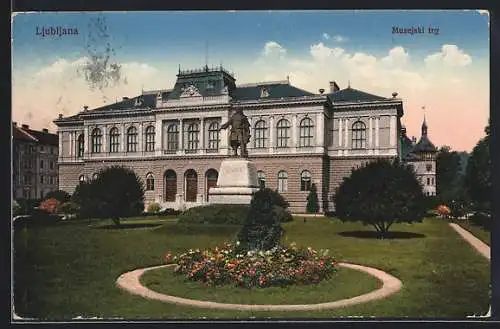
[54,65,435,213]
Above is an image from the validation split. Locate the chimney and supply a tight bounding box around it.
[83,105,89,111]
[58,113,63,119]
[319,88,325,94]
[122,97,129,101]
[329,81,340,93]
[42,128,49,133]
[13,122,17,126]
[392,92,398,98]
[22,124,29,129]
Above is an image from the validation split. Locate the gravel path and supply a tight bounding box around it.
[449,223,491,261]
[116,262,403,311]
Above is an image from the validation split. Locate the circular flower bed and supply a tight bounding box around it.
[164,242,338,289]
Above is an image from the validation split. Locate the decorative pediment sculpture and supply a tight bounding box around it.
[180,84,202,98]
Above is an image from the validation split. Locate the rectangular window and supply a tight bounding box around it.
[40,175,44,184]
[50,161,54,170]
[427,177,430,185]
[40,146,44,152]
[40,160,44,169]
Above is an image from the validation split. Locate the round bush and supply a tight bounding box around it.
[147,202,161,213]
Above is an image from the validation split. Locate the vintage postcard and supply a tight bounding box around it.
[11,10,491,321]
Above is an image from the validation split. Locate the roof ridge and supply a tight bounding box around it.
[237,80,289,88]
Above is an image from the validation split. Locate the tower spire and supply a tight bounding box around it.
[421,106,428,137]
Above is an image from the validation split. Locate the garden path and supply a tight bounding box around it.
[448,223,490,261]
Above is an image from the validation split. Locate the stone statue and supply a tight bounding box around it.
[220,108,251,157]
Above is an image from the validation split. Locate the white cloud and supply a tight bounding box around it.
[381,46,410,67]
[12,57,169,132]
[424,44,472,67]
[310,42,344,61]
[322,32,330,40]
[262,41,287,57]
[332,35,347,42]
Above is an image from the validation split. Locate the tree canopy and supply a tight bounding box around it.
[436,146,465,205]
[334,159,427,236]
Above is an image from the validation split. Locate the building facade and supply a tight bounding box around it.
[54,65,407,213]
[12,123,59,200]
[401,117,438,196]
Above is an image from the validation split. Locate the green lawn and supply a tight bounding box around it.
[13,217,490,320]
[141,266,381,305]
[454,220,490,246]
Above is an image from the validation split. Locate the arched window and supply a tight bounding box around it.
[300,170,312,191]
[167,124,179,153]
[127,126,138,152]
[185,169,198,202]
[426,164,432,172]
[299,118,314,147]
[277,170,288,192]
[207,122,219,151]
[254,120,267,149]
[109,127,120,153]
[77,134,84,158]
[146,173,155,191]
[78,174,86,184]
[92,173,98,180]
[205,169,218,201]
[144,125,155,152]
[164,170,177,202]
[276,119,291,148]
[187,123,199,152]
[257,171,266,189]
[351,121,367,149]
[91,128,102,153]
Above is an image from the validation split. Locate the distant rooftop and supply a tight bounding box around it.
[178,65,235,78]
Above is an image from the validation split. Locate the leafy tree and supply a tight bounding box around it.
[91,166,145,225]
[237,188,285,251]
[436,146,464,205]
[71,181,98,222]
[267,188,289,209]
[334,159,426,237]
[465,121,491,212]
[306,183,319,213]
[43,190,71,203]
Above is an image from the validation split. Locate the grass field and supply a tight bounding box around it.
[13,217,490,320]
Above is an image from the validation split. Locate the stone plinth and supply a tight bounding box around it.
[209,158,260,204]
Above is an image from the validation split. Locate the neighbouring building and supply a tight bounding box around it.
[12,123,59,200]
[401,117,438,196]
[54,64,414,213]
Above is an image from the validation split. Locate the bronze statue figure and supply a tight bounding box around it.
[220,108,251,157]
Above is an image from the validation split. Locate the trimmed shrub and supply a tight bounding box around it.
[16,199,41,215]
[158,208,182,216]
[274,205,293,223]
[178,204,250,225]
[12,200,22,216]
[57,201,80,215]
[43,190,71,203]
[306,183,319,213]
[267,188,290,209]
[237,189,285,251]
[147,202,161,213]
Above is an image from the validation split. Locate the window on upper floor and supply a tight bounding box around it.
[207,122,219,151]
[427,177,431,185]
[300,170,312,191]
[276,119,291,148]
[40,146,44,152]
[77,134,85,158]
[50,147,55,155]
[145,126,155,152]
[254,120,267,149]
[186,122,199,152]
[167,124,179,152]
[351,121,367,149]
[127,126,138,152]
[40,174,44,184]
[299,118,314,147]
[278,170,288,192]
[40,160,44,169]
[426,164,432,172]
[109,127,120,153]
[50,161,54,170]
[91,128,102,153]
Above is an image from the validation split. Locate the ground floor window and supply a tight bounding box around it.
[278,170,288,192]
[185,169,198,202]
[164,170,177,202]
[205,169,218,201]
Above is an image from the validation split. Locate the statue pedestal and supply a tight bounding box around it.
[209,157,260,205]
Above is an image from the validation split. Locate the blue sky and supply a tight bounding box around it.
[12,10,489,151]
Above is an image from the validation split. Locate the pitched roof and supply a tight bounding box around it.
[12,126,38,142]
[412,135,437,153]
[12,125,58,145]
[85,94,158,114]
[232,82,314,101]
[25,128,58,146]
[328,87,389,102]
